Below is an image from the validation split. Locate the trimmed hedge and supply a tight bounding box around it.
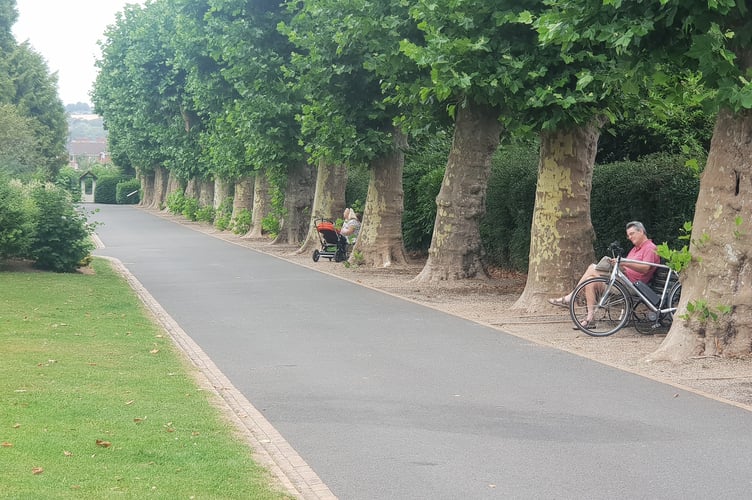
[116,178,141,204]
[481,150,701,271]
[93,175,122,204]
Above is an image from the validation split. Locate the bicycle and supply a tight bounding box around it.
[569,246,681,337]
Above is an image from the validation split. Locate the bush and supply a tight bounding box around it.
[232,208,252,235]
[182,197,199,221]
[214,197,233,231]
[0,178,32,261]
[402,131,452,251]
[480,150,700,272]
[261,214,280,238]
[27,183,95,272]
[483,141,540,270]
[116,178,141,204]
[196,205,215,223]
[93,175,122,204]
[55,166,82,201]
[166,190,186,214]
[590,153,701,255]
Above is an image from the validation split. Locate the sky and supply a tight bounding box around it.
[12,0,145,106]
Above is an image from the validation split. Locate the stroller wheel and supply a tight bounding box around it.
[312,249,320,262]
[334,250,347,262]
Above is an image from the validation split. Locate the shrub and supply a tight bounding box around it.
[116,178,141,204]
[0,179,31,261]
[27,183,95,272]
[483,141,540,270]
[93,175,122,204]
[182,197,199,221]
[166,190,186,214]
[402,131,452,251]
[55,166,82,201]
[196,205,215,223]
[232,208,252,235]
[214,197,233,231]
[261,214,280,238]
[590,153,701,254]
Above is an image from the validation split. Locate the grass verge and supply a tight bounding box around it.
[0,258,290,499]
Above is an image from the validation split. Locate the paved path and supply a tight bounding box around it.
[92,205,752,499]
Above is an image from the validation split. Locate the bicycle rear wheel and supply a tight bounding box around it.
[570,277,631,337]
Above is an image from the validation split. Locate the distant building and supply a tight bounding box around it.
[68,139,110,168]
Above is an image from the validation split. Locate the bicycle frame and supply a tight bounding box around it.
[601,256,678,315]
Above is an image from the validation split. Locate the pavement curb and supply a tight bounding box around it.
[98,254,337,500]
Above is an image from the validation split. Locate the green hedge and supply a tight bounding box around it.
[116,178,141,204]
[93,175,122,204]
[482,150,701,271]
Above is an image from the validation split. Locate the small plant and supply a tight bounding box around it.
[680,299,732,325]
[214,197,234,231]
[232,208,252,235]
[182,197,199,221]
[196,205,216,223]
[733,216,745,239]
[166,190,186,214]
[350,249,365,266]
[261,214,280,239]
[657,221,694,272]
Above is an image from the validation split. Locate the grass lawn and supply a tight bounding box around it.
[0,258,290,499]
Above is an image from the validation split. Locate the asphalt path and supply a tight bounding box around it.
[91,205,752,499]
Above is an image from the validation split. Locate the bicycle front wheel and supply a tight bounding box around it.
[570,277,631,337]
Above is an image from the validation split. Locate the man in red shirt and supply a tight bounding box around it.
[548,221,660,323]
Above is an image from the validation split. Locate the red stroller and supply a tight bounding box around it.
[312,218,349,262]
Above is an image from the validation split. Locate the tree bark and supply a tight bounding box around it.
[139,168,155,207]
[512,122,601,312]
[231,176,254,224]
[273,163,315,246]
[354,127,408,267]
[649,107,752,361]
[162,170,183,212]
[245,170,271,239]
[296,159,348,255]
[213,177,232,210]
[150,165,169,210]
[198,177,215,208]
[184,177,198,199]
[413,102,502,282]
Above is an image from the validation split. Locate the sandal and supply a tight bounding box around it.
[547,297,570,308]
[573,319,596,330]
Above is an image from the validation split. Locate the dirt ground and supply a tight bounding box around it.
[135,210,752,411]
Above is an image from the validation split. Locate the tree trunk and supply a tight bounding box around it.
[151,165,169,210]
[162,170,183,212]
[648,107,752,362]
[184,177,198,199]
[273,163,315,246]
[296,159,348,255]
[413,102,502,282]
[139,168,155,207]
[512,122,601,312]
[232,176,254,224]
[354,127,408,267]
[198,177,215,208]
[213,177,232,210]
[245,170,271,239]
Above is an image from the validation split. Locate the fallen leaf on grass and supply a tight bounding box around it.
[95,440,112,448]
[64,450,73,457]
[133,417,145,424]
[13,423,21,428]
[150,349,160,354]
[2,442,13,447]
[125,400,135,406]
[32,467,44,474]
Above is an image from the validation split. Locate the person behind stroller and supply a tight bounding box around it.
[340,208,361,243]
